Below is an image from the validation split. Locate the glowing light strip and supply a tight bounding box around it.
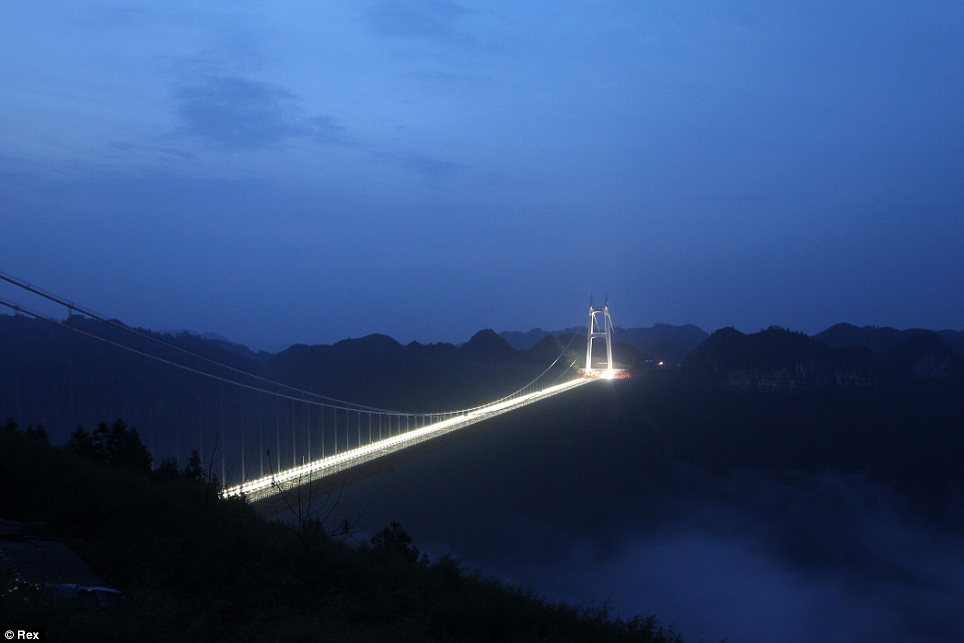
[221,377,593,502]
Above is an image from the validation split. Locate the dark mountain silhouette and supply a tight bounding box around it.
[613,324,709,364]
[332,332,404,360]
[687,325,960,391]
[688,326,830,370]
[815,322,964,356]
[460,328,516,360]
[162,329,256,356]
[938,330,964,356]
[524,333,571,364]
[881,331,959,379]
[500,327,555,350]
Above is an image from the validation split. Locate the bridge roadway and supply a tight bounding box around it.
[221,376,593,503]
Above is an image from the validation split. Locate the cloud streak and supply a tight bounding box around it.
[403,154,464,183]
[364,0,472,45]
[172,76,348,151]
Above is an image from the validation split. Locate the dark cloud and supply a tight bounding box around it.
[109,141,196,160]
[172,76,348,151]
[74,6,205,30]
[403,154,464,183]
[304,115,350,146]
[405,68,483,93]
[364,1,471,44]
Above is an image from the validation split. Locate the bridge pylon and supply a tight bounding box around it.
[585,297,614,377]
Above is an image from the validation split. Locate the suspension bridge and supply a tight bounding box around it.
[0,271,622,503]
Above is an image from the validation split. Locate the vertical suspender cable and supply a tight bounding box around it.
[13,310,22,422]
[305,402,311,462]
[258,392,264,478]
[240,397,245,481]
[291,399,297,468]
[220,382,226,487]
[197,385,203,467]
[275,396,281,475]
[66,305,75,427]
[176,413,181,468]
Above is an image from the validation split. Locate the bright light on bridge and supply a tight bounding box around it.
[221,377,594,503]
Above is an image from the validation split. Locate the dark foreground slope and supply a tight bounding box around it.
[0,423,680,643]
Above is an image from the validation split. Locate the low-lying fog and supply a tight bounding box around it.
[466,474,964,642]
[331,467,964,642]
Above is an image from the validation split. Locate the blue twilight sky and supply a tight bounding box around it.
[1,1,962,350]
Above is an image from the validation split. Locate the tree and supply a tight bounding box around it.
[65,425,97,460]
[104,419,152,473]
[370,521,420,563]
[23,424,48,443]
[2,418,19,435]
[67,419,152,473]
[155,457,180,480]
[182,449,205,483]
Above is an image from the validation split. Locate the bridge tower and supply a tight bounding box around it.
[585,297,614,375]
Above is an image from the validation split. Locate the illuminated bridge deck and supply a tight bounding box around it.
[221,377,592,503]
